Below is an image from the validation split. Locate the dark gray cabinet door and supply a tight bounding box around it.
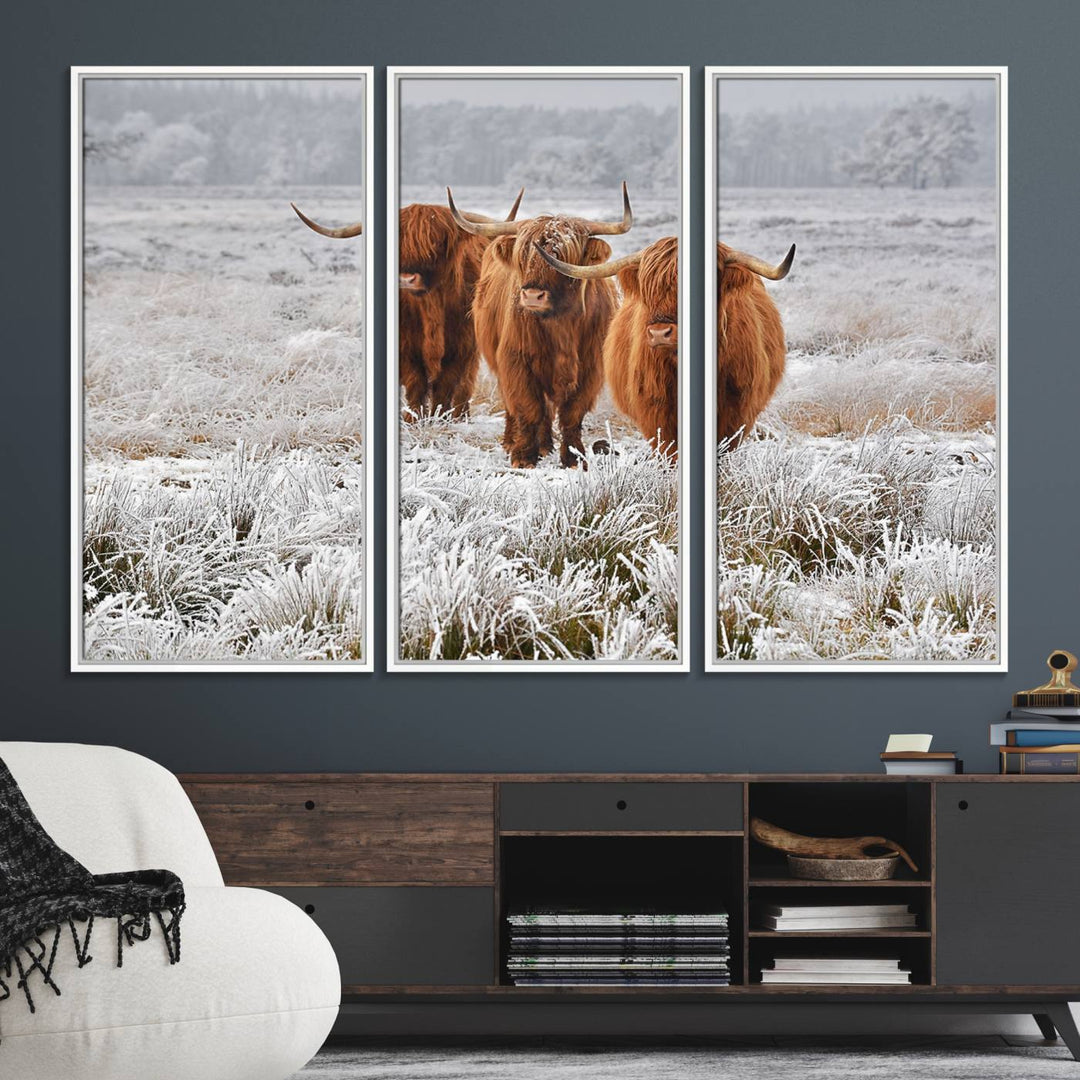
[936,783,1080,986]
[272,886,494,986]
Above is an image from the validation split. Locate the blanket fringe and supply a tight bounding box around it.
[0,905,185,1019]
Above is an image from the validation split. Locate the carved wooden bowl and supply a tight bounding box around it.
[786,853,900,881]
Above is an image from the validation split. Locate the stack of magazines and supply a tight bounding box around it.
[505,908,730,986]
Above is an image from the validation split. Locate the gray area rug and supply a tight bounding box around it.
[294,1041,1077,1079]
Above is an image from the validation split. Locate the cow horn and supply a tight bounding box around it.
[579,181,634,236]
[290,202,363,239]
[447,187,523,237]
[533,243,644,281]
[505,186,524,222]
[724,243,796,281]
[455,187,526,225]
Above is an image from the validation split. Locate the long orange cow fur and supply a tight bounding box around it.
[538,236,681,452]
[538,235,792,455]
[715,240,793,445]
[478,223,616,468]
[397,204,491,419]
[452,188,635,469]
[291,197,516,420]
[602,236,680,453]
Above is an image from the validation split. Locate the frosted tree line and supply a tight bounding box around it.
[83,80,365,186]
[840,96,979,188]
[718,92,994,188]
[400,103,680,191]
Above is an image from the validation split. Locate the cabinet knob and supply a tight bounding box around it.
[305,800,316,811]
[616,799,628,811]
[304,904,316,915]
[958,800,969,811]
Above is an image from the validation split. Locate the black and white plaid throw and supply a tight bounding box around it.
[0,755,185,1026]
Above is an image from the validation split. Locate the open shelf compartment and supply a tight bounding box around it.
[748,934,932,988]
[744,781,934,988]
[747,781,932,885]
[499,835,744,987]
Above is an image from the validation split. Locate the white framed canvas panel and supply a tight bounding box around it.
[387,67,690,671]
[705,67,1007,672]
[71,67,375,671]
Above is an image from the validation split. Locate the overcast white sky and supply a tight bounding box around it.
[400,76,678,110]
[717,77,997,114]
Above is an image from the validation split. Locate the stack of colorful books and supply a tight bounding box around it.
[761,956,912,985]
[505,908,730,986]
[992,707,1080,773]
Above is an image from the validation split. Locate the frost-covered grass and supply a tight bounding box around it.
[715,187,999,663]
[395,187,682,663]
[81,187,366,663]
[399,426,679,662]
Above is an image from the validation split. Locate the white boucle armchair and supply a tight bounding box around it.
[0,742,339,1080]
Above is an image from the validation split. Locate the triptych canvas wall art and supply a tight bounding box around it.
[706,68,1005,671]
[70,66,1005,673]
[387,68,690,669]
[71,67,375,670]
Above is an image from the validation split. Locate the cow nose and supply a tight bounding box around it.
[399,272,422,289]
[520,288,548,309]
[648,322,677,347]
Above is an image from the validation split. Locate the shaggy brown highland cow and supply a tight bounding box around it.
[448,184,633,469]
[538,234,680,454]
[714,240,794,444]
[291,191,522,419]
[539,235,793,454]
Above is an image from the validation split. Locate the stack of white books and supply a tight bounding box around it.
[759,903,917,931]
[762,957,912,985]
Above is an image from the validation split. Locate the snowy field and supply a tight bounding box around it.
[81,187,367,662]
[396,185,682,663]
[715,186,999,663]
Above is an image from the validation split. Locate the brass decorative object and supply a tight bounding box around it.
[750,817,919,874]
[1013,650,1080,708]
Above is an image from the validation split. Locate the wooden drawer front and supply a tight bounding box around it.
[183,782,494,885]
[272,887,495,987]
[499,782,743,832]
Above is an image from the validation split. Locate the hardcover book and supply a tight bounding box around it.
[760,913,917,931]
[761,971,912,984]
[1000,748,1080,774]
[990,719,1080,745]
[762,904,911,919]
[770,957,903,972]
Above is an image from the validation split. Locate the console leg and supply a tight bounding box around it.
[1046,1004,1080,1061]
[1034,1013,1058,1041]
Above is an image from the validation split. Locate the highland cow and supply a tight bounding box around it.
[714,240,794,444]
[539,234,793,451]
[291,191,522,419]
[537,234,681,454]
[448,184,633,468]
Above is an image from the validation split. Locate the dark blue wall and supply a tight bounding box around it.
[5,0,1078,775]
